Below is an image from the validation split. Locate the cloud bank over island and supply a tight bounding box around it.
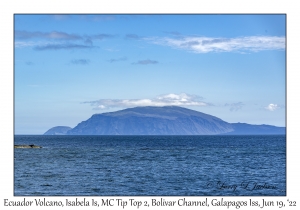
[84,95,283,114]
[84,93,210,109]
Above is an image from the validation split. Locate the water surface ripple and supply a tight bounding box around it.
[14,135,286,196]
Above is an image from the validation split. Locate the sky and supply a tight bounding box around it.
[14,14,286,134]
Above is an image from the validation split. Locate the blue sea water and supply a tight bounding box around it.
[14,135,286,196]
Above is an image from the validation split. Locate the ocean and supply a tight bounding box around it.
[14,135,286,196]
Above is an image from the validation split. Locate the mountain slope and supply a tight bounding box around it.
[67,106,234,135]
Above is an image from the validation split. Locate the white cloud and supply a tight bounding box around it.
[71,59,90,65]
[132,59,158,65]
[224,102,244,111]
[14,41,59,48]
[84,93,209,109]
[148,36,285,53]
[108,57,127,63]
[265,103,280,111]
[15,41,38,48]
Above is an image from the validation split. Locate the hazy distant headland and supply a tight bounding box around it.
[43,106,285,135]
[43,126,72,135]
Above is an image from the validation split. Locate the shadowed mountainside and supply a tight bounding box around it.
[66,106,234,135]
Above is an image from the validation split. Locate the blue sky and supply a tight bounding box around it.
[14,14,286,134]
